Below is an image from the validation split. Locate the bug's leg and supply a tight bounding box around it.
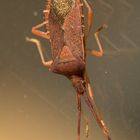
[32,20,50,39]
[86,24,108,57]
[82,112,89,137]
[85,72,110,139]
[76,93,82,140]
[83,91,111,140]
[84,72,98,110]
[83,0,93,33]
[26,37,53,67]
[84,71,103,119]
[84,72,95,102]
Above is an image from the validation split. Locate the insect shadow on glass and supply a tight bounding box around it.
[26,0,111,140]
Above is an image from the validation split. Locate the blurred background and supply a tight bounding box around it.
[0,0,140,140]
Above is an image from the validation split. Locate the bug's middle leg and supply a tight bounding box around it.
[32,21,50,39]
[83,0,93,33]
[26,37,53,67]
[86,24,108,57]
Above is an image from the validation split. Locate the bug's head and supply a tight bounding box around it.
[70,75,86,95]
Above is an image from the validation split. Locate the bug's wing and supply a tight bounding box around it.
[62,0,85,61]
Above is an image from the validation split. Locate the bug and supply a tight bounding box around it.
[26,0,111,140]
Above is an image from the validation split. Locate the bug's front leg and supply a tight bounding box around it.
[26,37,53,67]
[86,24,108,57]
[84,71,102,119]
[76,93,82,140]
[83,91,111,140]
[84,72,94,101]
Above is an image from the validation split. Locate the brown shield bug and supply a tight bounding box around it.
[26,0,111,140]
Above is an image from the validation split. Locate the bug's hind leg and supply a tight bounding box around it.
[86,24,108,57]
[83,0,93,33]
[32,21,50,39]
[76,93,82,140]
[26,37,53,67]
